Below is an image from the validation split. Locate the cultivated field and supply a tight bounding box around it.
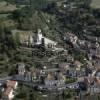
[91,0,100,8]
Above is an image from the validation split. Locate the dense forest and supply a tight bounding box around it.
[5,0,100,36]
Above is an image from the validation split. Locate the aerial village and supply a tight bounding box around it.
[0,0,100,99]
[0,28,100,100]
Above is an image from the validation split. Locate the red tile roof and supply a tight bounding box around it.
[3,80,17,98]
[6,80,17,88]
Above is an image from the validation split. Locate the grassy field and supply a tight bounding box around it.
[0,1,17,12]
[91,0,100,8]
[0,1,26,28]
[0,1,26,12]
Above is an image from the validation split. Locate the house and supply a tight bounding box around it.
[59,63,70,74]
[24,71,32,81]
[17,63,25,75]
[59,62,78,77]
[66,55,74,62]
[84,77,94,87]
[88,54,92,61]
[95,70,100,80]
[95,72,100,80]
[88,42,100,59]
[31,68,40,80]
[78,40,86,47]
[94,77,100,86]
[44,73,65,87]
[2,80,18,100]
[86,61,93,68]
[64,32,78,44]
[15,63,26,81]
[88,41,99,50]
[85,66,93,76]
[94,60,100,69]
[74,60,82,68]
[6,80,18,89]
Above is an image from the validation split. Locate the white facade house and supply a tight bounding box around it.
[18,63,25,75]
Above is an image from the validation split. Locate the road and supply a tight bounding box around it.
[37,81,78,92]
[0,75,99,94]
[0,75,78,90]
[0,76,12,83]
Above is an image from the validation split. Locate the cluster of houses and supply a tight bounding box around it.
[79,68,100,94]
[63,32,100,95]
[0,59,99,99]
[64,32,100,65]
[15,60,83,85]
[0,29,99,99]
[16,63,66,84]
[15,58,100,92]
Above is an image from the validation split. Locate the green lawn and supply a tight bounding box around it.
[91,0,100,8]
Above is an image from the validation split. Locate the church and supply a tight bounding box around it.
[34,29,57,49]
[12,29,57,49]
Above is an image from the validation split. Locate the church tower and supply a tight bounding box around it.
[37,29,43,44]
